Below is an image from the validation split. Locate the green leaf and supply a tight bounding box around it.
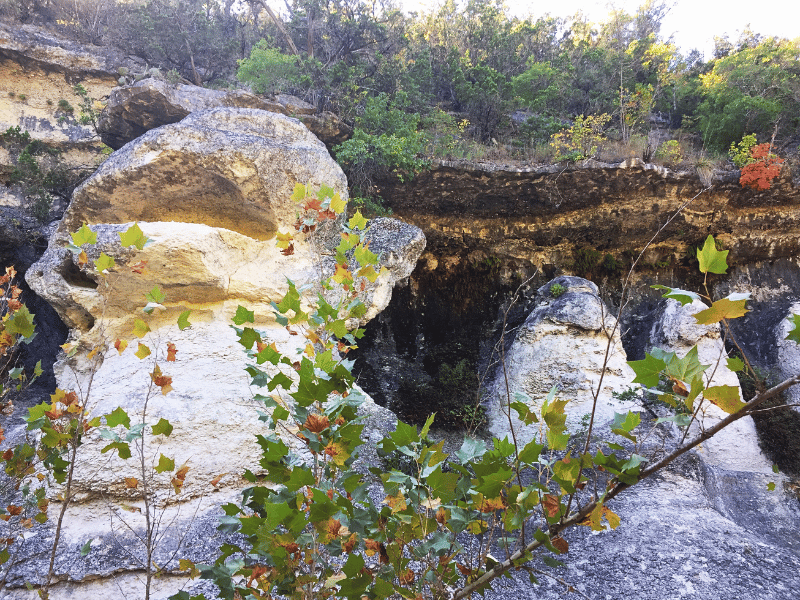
[151,418,173,436]
[155,454,175,473]
[655,413,693,427]
[106,407,131,428]
[101,441,131,459]
[767,481,776,491]
[456,437,487,463]
[71,224,97,246]
[786,314,800,344]
[628,353,666,388]
[704,385,746,414]
[697,235,728,274]
[611,411,640,441]
[133,318,150,338]
[772,464,780,474]
[5,305,36,339]
[233,305,255,325]
[726,357,745,372]
[119,223,149,249]
[236,327,261,350]
[542,393,569,451]
[33,360,43,377]
[80,540,92,557]
[145,285,166,304]
[348,210,368,230]
[177,310,192,330]
[291,182,307,203]
[694,298,748,324]
[94,252,115,273]
[651,285,700,306]
[664,346,709,386]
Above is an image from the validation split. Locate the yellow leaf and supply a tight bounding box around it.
[694,298,748,325]
[135,343,151,359]
[383,492,407,513]
[704,385,746,414]
[329,193,346,214]
[276,231,294,249]
[603,507,621,529]
[114,339,128,355]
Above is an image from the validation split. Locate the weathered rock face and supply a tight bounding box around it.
[487,276,636,445]
[12,108,423,597]
[98,79,353,150]
[0,20,137,153]
[777,301,800,414]
[649,298,772,474]
[378,158,800,274]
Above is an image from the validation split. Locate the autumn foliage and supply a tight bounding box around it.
[739,143,784,190]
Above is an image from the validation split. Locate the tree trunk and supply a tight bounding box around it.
[253,0,299,56]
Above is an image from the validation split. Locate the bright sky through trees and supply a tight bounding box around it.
[400,0,800,59]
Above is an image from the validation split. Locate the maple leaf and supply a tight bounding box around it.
[552,536,569,554]
[119,222,149,249]
[280,243,295,256]
[166,342,177,362]
[697,235,728,274]
[150,365,173,395]
[704,385,746,414]
[542,494,561,518]
[302,413,330,433]
[694,297,749,325]
[383,492,407,513]
[303,197,323,212]
[276,231,293,250]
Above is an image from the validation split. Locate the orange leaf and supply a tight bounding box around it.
[552,536,569,554]
[166,342,177,362]
[114,339,128,355]
[175,465,190,481]
[302,414,330,433]
[542,494,561,518]
[210,474,225,488]
[125,477,139,489]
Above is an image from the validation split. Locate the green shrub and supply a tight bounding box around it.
[237,40,302,95]
[655,139,683,165]
[334,92,427,200]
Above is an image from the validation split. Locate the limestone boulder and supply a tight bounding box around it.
[649,298,772,474]
[487,276,636,445]
[14,107,423,596]
[98,79,352,149]
[59,107,348,248]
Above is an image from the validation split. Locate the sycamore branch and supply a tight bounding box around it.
[452,372,800,600]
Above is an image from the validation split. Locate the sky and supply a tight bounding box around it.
[399,0,800,60]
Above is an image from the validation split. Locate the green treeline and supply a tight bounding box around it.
[5,0,799,201]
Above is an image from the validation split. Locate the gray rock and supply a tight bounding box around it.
[776,301,800,414]
[487,276,635,445]
[98,79,352,149]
